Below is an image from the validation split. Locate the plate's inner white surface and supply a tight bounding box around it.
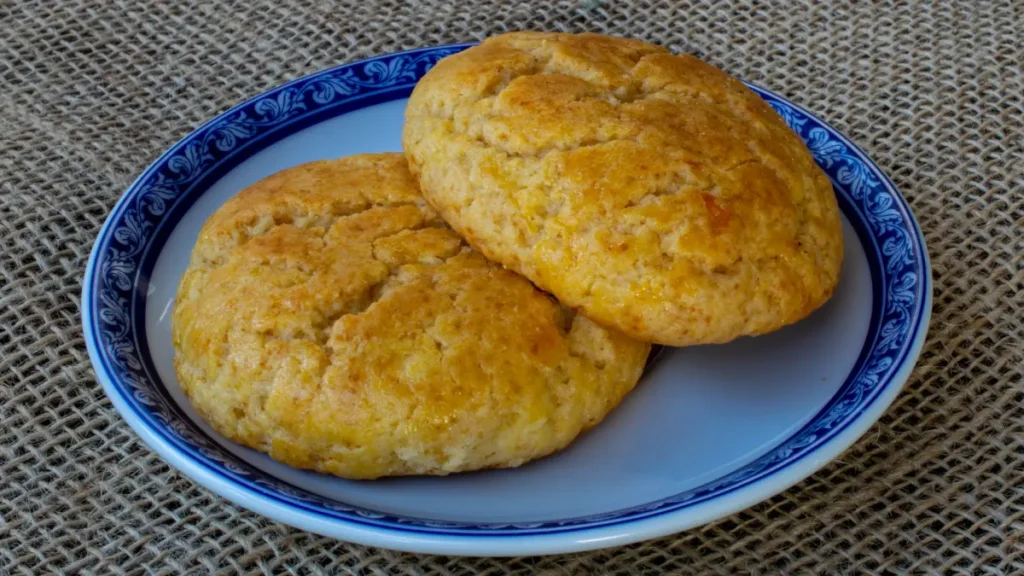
[146,98,873,523]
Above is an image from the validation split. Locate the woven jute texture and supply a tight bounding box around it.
[2,0,1022,573]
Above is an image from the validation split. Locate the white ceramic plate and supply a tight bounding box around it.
[82,44,931,556]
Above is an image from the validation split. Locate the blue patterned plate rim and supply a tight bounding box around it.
[82,43,932,552]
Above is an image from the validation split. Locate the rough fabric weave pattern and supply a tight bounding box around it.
[1,0,1022,574]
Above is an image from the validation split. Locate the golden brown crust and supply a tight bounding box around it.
[172,153,650,479]
[403,32,844,345]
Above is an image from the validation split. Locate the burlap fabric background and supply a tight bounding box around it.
[2,0,1022,573]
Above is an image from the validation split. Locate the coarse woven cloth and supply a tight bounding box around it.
[1,0,1022,574]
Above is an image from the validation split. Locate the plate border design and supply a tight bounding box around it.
[83,44,930,538]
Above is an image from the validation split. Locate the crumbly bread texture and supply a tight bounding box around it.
[171,154,650,479]
[403,32,844,346]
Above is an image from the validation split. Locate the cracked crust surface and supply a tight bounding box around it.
[403,32,844,345]
[171,154,650,479]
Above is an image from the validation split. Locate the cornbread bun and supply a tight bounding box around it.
[172,154,650,479]
[403,32,843,346]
